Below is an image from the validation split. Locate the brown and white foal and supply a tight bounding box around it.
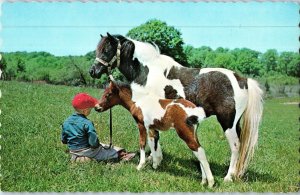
[97,81,214,187]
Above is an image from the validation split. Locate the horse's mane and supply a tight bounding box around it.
[114,80,131,91]
[97,34,161,64]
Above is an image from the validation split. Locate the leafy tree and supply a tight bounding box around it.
[277,52,300,77]
[230,48,262,76]
[184,45,212,68]
[0,54,7,80]
[261,49,278,73]
[16,58,26,73]
[286,53,300,77]
[214,52,235,69]
[127,19,188,66]
[85,51,96,61]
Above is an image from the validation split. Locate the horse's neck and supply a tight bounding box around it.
[119,44,149,84]
[118,88,135,111]
[119,39,183,84]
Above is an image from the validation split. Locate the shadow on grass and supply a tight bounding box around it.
[153,152,277,183]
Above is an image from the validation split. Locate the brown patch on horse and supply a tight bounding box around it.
[198,71,236,131]
[164,85,182,99]
[234,73,248,89]
[173,99,196,108]
[149,100,201,151]
[166,66,200,86]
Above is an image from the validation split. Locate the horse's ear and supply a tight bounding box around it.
[110,80,121,92]
[107,32,117,43]
[100,34,104,38]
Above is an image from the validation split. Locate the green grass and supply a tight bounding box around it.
[1,81,299,192]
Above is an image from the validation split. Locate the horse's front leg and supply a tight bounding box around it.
[148,129,163,169]
[136,122,147,171]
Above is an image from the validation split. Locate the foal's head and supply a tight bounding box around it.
[96,81,132,112]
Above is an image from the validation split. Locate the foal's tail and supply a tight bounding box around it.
[236,78,263,178]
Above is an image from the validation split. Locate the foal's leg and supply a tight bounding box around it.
[148,129,163,169]
[200,162,208,185]
[136,122,148,170]
[193,147,214,188]
[174,123,214,187]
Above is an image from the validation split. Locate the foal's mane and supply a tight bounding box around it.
[114,80,131,91]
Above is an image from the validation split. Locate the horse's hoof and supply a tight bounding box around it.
[147,155,153,161]
[152,164,158,169]
[224,176,233,182]
[201,178,207,185]
[136,164,145,171]
[208,179,215,188]
[157,156,163,164]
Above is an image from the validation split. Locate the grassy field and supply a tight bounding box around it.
[1,81,299,192]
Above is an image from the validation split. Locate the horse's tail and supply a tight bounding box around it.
[236,78,263,178]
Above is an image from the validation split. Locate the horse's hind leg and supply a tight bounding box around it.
[175,124,214,187]
[193,147,214,188]
[224,125,240,182]
[200,163,207,185]
[218,113,243,182]
[148,129,163,169]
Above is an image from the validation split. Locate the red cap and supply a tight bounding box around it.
[72,93,99,109]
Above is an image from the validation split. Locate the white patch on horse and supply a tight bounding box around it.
[130,89,165,128]
[130,39,160,64]
[130,39,185,98]
[137,148,146,170]
[129,40,187,128]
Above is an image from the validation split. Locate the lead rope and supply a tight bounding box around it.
[109,107,113,148]
[98,41,120,150]
[103,75,114,150]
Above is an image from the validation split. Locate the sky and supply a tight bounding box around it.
[1,2,299,56]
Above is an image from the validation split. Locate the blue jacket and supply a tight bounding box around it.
[61,113,100,150]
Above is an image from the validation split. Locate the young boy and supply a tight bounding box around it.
[61,93,135,162]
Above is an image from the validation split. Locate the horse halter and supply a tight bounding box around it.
[94,40,121,74]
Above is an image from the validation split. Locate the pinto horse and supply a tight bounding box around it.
[97,81,215,187]
[90,33,263,182]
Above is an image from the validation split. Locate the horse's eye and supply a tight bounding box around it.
[105,93,111,100]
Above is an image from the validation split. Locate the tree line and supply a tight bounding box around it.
[1,19,299,88]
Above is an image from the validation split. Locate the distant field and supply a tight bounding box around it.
[1,81,299,192]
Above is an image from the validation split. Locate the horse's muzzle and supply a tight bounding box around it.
[89,64,105,79]
[89,64,99,79]
[94,106,104,112]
